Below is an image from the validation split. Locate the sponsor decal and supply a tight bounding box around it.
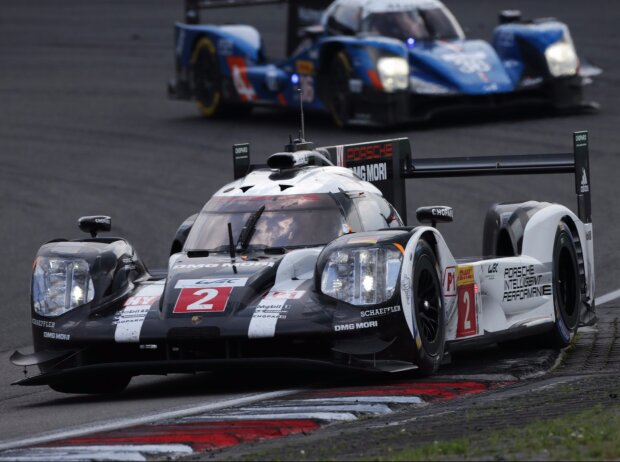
[217,38,233,56]
[265,290,305,300]
[296,60,314,75]
[401,276,412,306]
[125,296,158,306]
[360,305,401,318]
[43,331,70,341]
[487,263,498,274]
[32,319,55,328]
[442,266,456,297]
[173,287,232,314]
[173,262,274,269]
[226,56,256,102]
[431,207,453,218]
[580,167,589,193]
[457,265,474,286]
[114,283,164,343]
[175,278,247,289]
[334,320,378,332]
[345,143,393,163]
[442,51,491,74]
[456,265,477,338]
[586,230,592,240]
[350,162,388,182]
[575,132,588,146]
[248,298,289,338]
[233,144,249,157]
[336,145,345,167]
[502,265,551,301]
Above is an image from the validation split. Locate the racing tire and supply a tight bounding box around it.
[547,221,581,348]
[411,240,446,374]
[192,37,223,118]
[326,51,352,128]
[49,375,131,395]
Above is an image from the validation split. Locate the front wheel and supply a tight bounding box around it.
[192,37,223,118]
[410,240,445,374]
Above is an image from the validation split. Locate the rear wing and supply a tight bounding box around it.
[320,131,592,225]
[232,132,591,225]
[182,0,332,55]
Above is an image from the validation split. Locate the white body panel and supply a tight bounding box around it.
[400,203,594,347]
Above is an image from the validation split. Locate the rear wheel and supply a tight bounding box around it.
[548,221,581,347]
[192,37,223,117]
[326,51,352,127]
[411,240,445,374]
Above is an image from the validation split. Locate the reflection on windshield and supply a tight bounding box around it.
[362,8,462,41]
[185,207,346,251]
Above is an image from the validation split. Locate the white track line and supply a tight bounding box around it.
[0,389,299,452]
[0,445,193,462]
[595,288,620,306]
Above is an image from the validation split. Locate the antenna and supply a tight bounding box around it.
[298,87,305,141]
[284,88,314,153]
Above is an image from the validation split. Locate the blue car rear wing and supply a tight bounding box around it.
[233,132,591,226]
[182,0,332,55]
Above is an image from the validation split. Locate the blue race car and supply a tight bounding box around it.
[168,0,600,126]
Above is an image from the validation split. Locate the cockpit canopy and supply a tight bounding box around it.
[184,192,403,252]
[322,0,464,41]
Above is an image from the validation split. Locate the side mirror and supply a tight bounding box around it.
[416,206,453,228]
[499,10,522,24]
[78,215,111,238]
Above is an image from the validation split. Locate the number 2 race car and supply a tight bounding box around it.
[168,0,601,126]
[12,131,595,394]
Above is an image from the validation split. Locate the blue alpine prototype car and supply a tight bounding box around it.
[168,0,600,126]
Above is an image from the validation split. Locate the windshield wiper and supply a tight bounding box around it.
[237,205,265,250]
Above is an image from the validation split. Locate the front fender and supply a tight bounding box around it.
[400,227,456,342]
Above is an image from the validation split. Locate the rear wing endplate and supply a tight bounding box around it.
[320,131,592,225]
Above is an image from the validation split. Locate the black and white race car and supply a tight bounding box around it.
[12,132,595,393]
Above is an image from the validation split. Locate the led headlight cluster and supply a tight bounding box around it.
[321,247,402,305]
[545,37,579,77]
[377,57,409,92]
[32,257,95,317]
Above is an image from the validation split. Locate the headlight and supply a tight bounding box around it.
[32,257,95,317]
[321,247,402,305]
[545,40,579,77]
[377,57,409,92]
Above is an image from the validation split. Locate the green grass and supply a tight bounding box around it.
[386,405,620,461]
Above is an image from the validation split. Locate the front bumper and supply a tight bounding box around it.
[346,75,596,126]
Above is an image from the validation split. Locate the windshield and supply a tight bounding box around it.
[185,194,346,251]
[361,7,463,41]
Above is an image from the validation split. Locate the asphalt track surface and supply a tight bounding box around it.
[1,0,619,452]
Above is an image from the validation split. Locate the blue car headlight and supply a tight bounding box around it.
[321,247,402,305]
[377,57,409,92]
[545,34,579,77]
[32,257,95,317]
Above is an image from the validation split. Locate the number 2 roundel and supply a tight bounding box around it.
[456,266,477,338]
[173,287,232,314]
